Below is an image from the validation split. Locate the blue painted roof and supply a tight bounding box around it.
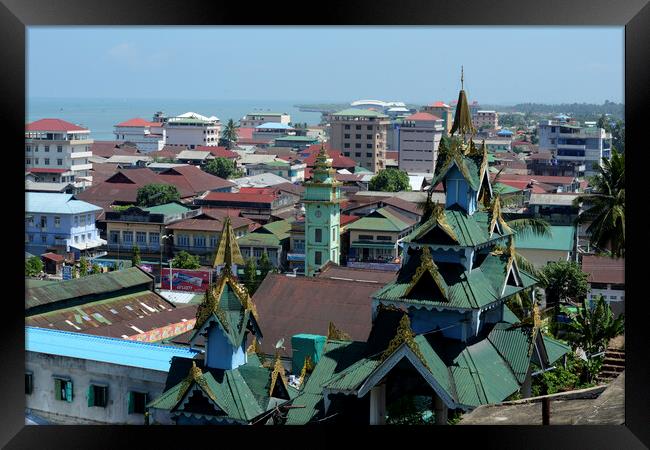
[25,327,199,372]
[497,129,513,136]
[25,192,103,215]
[255,122,293,130]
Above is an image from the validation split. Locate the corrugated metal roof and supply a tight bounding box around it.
[543,335,571,364]
[26,267,153,310]
[487,323,534,383]
[515,225,575,251]
[25,192,102,215]
[26,326,198,372]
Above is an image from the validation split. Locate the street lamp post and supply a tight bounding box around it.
[160,234,173,290]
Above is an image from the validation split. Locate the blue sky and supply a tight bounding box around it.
[27,27,624,104]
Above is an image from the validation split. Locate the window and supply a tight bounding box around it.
[366,152,372,157]
[253,247,263,258]
[26,158,31,165]
[74,216,79,227]
[367,134,372,139]
[344,134,350,138]
[194,235,206,247]
[315,251,322,265]
[359,235,374,241]
[344,125,350,130]
[344,143,350,148]
[54,378,73,402]
[367,144,372,149]
[44,158,50,165]
[26,215,34,226]
[209,235,218,248]
[376,236,392,241]
[123,232,133,244]
[136,232,147,244]
[28,234,34,243]
[26,145,31,152]
[35,158,39,164]
[44,145,50,152]
[109,231,120,244]
[88,384,108,408]
[74,235,79,243]
[57,159,63,166]
[355,125,361,130]
[25,373,33,395]
[356,134,361,139]
[355,143,361,148]
[149,233,159,245]
[57,145,63,153]
[332,228,336,242]
[54,216,61,228]
[177,234,189,246]
[367,125,373,130]
[315,228,322,242]
[42,235,47,244]
[355,152,361,157]
[127,391,148,414]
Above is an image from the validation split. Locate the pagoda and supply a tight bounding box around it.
[284,71,571,425]
[303,145,341,276]
[147,217,296,425]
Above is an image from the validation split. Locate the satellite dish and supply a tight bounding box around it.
[275,338,285,350]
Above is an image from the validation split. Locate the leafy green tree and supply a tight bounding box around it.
[91,263,102,274]
[136,184,180,207]
[564,295,624,357]
[25,256,44,277]
[132,245,142,266]
[170,251,201,269]
[369,168,410,192]
[258,252,274,283]
[204,157,243,179]
[386,396,434,425]
[221,119,239,149]
[540,260,589,307]
[79,258,90,277]
[111,204,137,212]
[574,149,624,257]
[243,258,259,295]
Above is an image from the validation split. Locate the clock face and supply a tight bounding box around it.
[315,210,322,218]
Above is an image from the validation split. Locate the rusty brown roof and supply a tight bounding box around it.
[581,255,625,285]
[252,274,378,354]
[317,263,397,284]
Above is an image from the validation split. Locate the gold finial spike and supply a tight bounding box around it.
[327,321,351,341]
[533,303,541,329]
[461,65,464,90]
[213,216,245,269]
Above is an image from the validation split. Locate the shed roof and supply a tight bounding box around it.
[581,255,625,285]
[515,226,575,251]
[25,192,102,215]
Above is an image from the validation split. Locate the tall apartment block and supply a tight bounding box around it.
[397,112,444,174]
[25,119,93,188]
[472,110,498,130]
[538,119,612,176]
[239,112,291,128]
[328,109,390,173]
[164,112,221,149]
[422,102,453,135]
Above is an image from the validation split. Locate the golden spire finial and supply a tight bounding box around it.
[533,303,541,329]
[379,314,429,369]
[327,321,351,341]
[213,216,245,269]
[461,65,464,90]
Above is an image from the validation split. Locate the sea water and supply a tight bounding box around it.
[27,97,325,140]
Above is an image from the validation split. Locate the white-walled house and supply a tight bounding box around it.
[164,112,221,149]
[113,118,166,153]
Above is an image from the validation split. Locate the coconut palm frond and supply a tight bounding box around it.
[508,217,552,239]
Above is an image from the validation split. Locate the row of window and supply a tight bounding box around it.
[25,145,64,153]
[344,125,374,130]
[26,233,93,244]
[358,235,393,241]
[313,227,337,243]
[25,158,65,166]
[344,134,376,139]
[26,214,93,228]
[26,374,148,413]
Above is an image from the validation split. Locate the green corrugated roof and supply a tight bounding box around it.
[414,335,455,398]
[493,182,521,194]
[237,233,282,247]
[322,358,380,391]
[26,267,152,310]
[487,323,534,383]
[543,335,571,365]
[332,108,389,118]
[143,202,192,216]
[274,135,318,142]
[346,207,411,233]
[515,225,575,251]
[262,218,295,238]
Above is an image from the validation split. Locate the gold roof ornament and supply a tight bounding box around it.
[297,355,315,387]
[403,246,448,301]
[213,216,245,268]
[246,338,262,355]
[327,321,351,341]
[379,314,429,369]
[268,352,288,396]
[176,361,218,404]
[450,66,476,138]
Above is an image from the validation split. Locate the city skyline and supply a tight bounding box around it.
[28,26,624,104]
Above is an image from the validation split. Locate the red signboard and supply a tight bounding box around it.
[161,269,211,292]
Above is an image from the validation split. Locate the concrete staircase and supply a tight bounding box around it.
[597,348,625,383]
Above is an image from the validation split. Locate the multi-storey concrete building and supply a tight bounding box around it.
[239,112,291,128]
[163,112,220,149]
[397,112,444,174]
[472,110,498,130]
[25,119,94,188]
[328,109,390,173]
[422,102,453,135]
[538,119,612,176]
[113,118,166,153]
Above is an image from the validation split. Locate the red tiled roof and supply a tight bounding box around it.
[405,112,441,121]
[202,192,276,204]
[253,274,377,354]
[381,197,423,216]
[238,187,276,196]
[26,118,87,132]
[581,255,625,285]
[41,252,64,262]
[115,118,160,128]
[196,146,239,159]
[317,263,397,284]
[166,212,252,232]
[158,165,235,193]
[430,101,450,108]
[495,174,576,185]
[340,214,360,226]
[302,144,356,169]
[28,168,68,173]
[91,141,139,158]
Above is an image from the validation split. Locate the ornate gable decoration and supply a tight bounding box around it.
[412,204,459,244]
[327,321,351,341]
[297,355,315,387]
[175,361,218,405]
[268,352,289,397]
[403,246,449,301]
[379,314,429,370]
[488,196,513,238]
[213,216,245,268]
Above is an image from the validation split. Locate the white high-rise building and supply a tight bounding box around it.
[113,118,166,153]
[25,118,93,188]
[398,112,444,174]
[164,112,221,149]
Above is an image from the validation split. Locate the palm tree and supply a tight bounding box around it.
[574,149,625,257]
[565,295,624,355]
[222,119,239,149]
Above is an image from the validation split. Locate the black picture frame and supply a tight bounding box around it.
[2,0,648,447]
